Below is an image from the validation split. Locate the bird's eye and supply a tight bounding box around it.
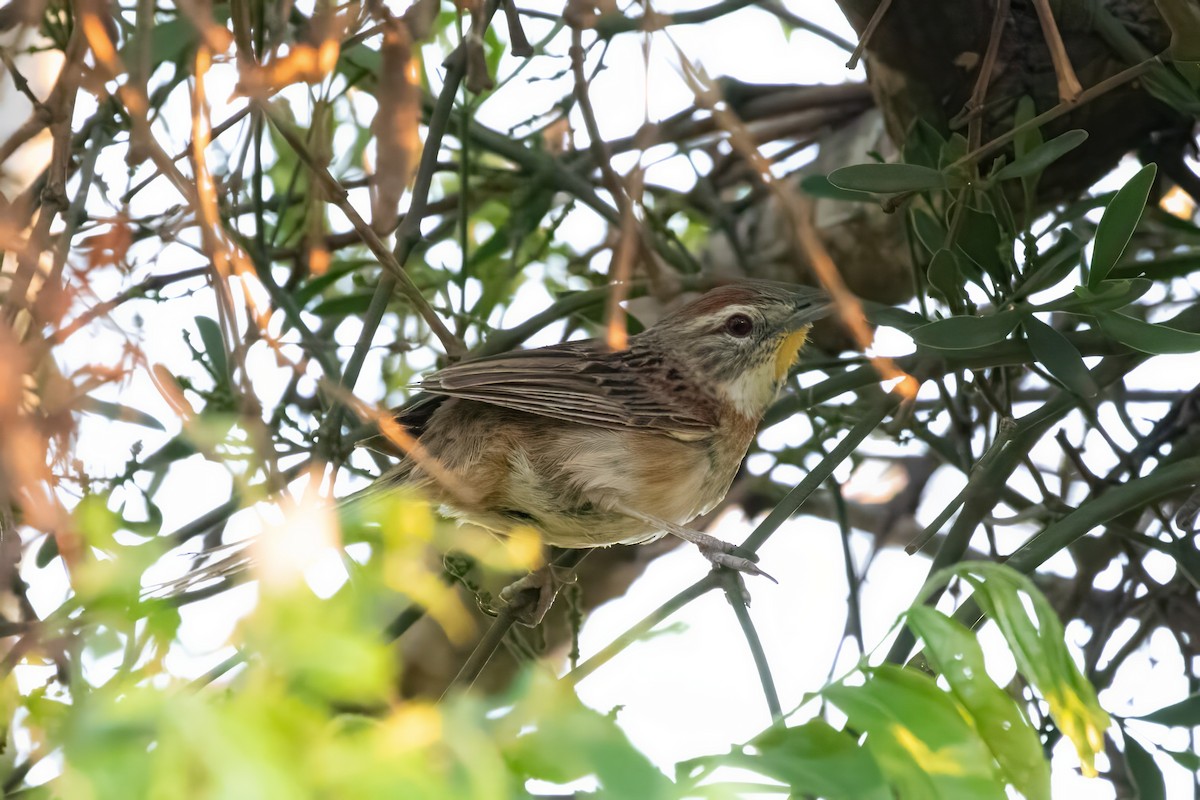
[724,313,753,337]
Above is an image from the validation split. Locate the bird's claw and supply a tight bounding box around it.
[699,546,778,584]
[498,564,576,627]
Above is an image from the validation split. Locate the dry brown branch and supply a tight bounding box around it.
[1030,0,1083,103]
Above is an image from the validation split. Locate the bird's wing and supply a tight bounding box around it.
[416,340,718,438]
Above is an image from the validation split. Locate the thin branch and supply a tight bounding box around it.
[720,570,783,722]
[845,0,894,69]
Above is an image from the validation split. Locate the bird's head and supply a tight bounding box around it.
[639,281,832,421]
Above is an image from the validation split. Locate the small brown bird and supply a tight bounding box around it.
[375,281,830,613]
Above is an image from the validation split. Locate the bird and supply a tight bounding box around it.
[366,280,831,621]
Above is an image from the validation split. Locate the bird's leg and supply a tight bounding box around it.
[498,561,577,627]
[607,502,776,583]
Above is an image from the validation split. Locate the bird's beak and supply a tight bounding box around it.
[784,290,834,330]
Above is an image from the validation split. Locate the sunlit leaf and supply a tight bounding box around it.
[906,606,1051,800]
[715,719,890,800]
[824,665,1007,800]
[927,563,1111,777]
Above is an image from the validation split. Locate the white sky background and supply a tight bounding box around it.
[2,0,1197,795]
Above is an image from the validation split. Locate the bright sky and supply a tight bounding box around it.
[3,0,1195,795]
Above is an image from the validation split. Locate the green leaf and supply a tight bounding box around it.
[799,174,875,203]
[827,163,949,193]
[956,203,1009,284]
[1110,252,1200,281]
[1121,728,1166,800]
[1034,278,1152,313]
[1153,0,1200,61]
[74,493,122,551]
[927,249,964,307]
[1161,748,1200,771]
[910,311,1023,351]
[939,133,969,170]
[1090,163,1157,287]
[1012,96,1043,160]
[906,606,1051,800]
[311,293,377,317]
[865,305,928,332]
[992,130,1088,181]
[824,665,1007,800]
[1136,692,1200,727]
[35,534,59,568]
[904,118,947,169]
[1023,317,1098,397]
[78,396,166,431]
[1097,311,1200,354]
[720,719,890,800]
[194,316,229,383]
[293,260,373,307]
[928,563,1111,777]
[1021,230,1084,295]
[911,208,946,255]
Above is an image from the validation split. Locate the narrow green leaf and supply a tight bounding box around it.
[311,293,377,317]
[1022,230,1084,296]
[1012,96,1043,160]
[1090,163,1157,286]
[865,306,928,332]
[827,163,949,193]
[1121,728,1167,800]
[1161,748,1200,771]
[1110,252,1200,281]
[293,260,372,307]
[1034,279,1152,313]
[1136,692,1200,727]
[799,174,875,203]
[927,249,963,307]
[194,316,228,382]
[1153,0,1200,61]
[79,396,166,431]
[956,204,1009,284]
[724,719,890,800]
[35,534,59,568]
[824,665,1007,800]
[1097,311,1200,354]
[1023,317,1098,397]
[904,118,947,169]
[911,208,946,255]
[906,606,1051,800]
[992,130,1089,181]
[910,311,1023,351]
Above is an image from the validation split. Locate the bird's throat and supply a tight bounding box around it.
[773,327,812,381]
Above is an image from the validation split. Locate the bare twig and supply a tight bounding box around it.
[1030,0,1082,102]
[845,0,894,69]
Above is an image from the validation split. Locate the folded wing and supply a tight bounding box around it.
[418,340,717,440]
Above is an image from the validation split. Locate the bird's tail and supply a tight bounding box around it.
[146,461,417,600]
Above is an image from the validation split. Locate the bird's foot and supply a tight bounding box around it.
[698,542,777,584]
[498,563,577,627]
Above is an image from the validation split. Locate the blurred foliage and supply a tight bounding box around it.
[1,0,1199,797]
